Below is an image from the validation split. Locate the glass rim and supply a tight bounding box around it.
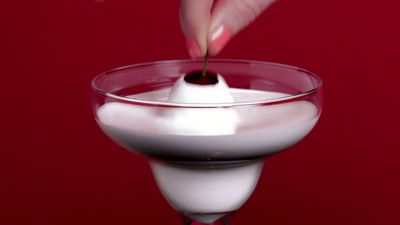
[91,59,323,108]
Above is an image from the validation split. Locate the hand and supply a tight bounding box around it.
[180,0,276,58]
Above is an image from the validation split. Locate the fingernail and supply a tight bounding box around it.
[209,25,231,55]
[186,38,202,58]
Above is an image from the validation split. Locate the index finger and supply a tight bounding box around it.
[180,0,214,57]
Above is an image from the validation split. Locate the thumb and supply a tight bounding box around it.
[208,0,276,55]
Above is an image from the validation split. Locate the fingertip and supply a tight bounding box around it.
[180,0,214,58]
[208,25,231,55]
[186,38,202,58]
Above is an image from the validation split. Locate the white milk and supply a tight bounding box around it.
[150,160,263,214]
[96,75,319,220]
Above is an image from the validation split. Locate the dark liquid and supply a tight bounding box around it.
[184,70,218,85]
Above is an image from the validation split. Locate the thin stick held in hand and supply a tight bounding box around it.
[202,51,209,77]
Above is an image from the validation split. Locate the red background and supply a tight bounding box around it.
[1,0,400,225]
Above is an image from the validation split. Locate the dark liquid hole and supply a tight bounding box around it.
[184,70,218,85]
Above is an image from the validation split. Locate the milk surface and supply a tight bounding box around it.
[97,88,318,158]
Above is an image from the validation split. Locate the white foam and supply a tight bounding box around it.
[167,74,234,103]
[164,74,239,135]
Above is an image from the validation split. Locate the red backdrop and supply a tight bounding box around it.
[1,0,400,225]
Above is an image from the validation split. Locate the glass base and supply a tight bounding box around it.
[181,211,235,225]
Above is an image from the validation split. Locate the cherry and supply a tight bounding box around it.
[184,70,218,85]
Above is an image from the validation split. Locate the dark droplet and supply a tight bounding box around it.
[184,70,218,85]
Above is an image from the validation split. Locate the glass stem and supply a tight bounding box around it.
[181,212,234,225]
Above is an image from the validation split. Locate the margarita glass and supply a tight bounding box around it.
[91,59,322,225]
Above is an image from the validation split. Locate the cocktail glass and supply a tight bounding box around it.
[91,59,322,225]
